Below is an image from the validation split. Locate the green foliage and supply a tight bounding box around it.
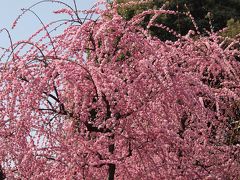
[221,18,240,38]
[226,101,240,145]
[204,0,240,30]
[113,0,240,40]
[116,0,154,20]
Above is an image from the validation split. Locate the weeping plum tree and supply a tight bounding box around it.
[0,0,240,179]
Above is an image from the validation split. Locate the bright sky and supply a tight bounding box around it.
[0,0,97,48]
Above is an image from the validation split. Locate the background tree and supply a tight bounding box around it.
[115,0,240,40]
[0,0,240,179]
[221,18,240,38]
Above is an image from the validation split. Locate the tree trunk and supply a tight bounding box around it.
[108,135,115,180]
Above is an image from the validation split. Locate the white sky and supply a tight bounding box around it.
[0,0,97,49]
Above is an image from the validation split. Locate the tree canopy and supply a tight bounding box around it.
[0,0,240,179]
[115,0,240,40]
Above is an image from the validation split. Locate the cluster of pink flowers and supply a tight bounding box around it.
[53,8,75,15]
[0,0,239,179]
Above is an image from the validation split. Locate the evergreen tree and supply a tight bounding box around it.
[115,0,240,40]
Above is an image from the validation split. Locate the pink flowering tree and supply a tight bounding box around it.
[0,0,240,179]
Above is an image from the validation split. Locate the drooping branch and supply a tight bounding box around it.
[20,8,57,57]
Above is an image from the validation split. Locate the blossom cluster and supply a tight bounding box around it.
[0,0,239,179]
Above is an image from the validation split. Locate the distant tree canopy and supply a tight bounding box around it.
[222,18,240,38]
[114,0,240,40]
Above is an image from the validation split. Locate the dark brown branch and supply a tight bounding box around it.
[38,108,57,113]
[127,141,132,157]
[7,41,46,63]
[84,121,111,133]
[72,0,82,24]
[0,28,13,56]
[18,76,29,82]
[177,112,188,139]
[89,31,96,51]
[194,160,211,173]
[47,99,55,110]
[0,165,5,180]
[108,163,116,180]
[102,93,111,120]
[35,154,68,166]
[43,92,60,103]
[53,84,59,99]
[108,134,115,180]
[43,91,68,116]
